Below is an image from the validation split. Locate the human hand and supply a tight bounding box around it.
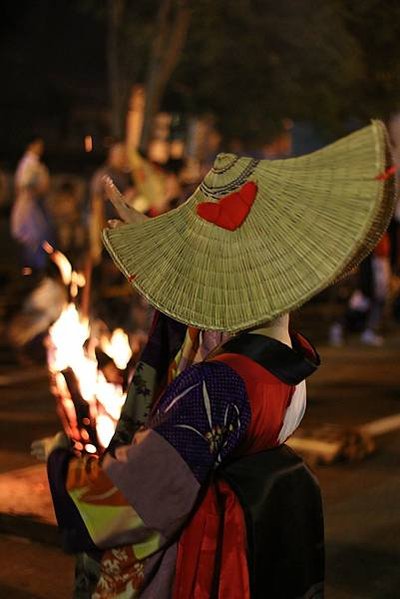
[107,219,124,229]
[114,429,150,458]
[30,431,70,462]
[133,428,150,446]
[102,176,148,225]
[104,430,150,465]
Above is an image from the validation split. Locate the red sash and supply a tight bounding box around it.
[173,479,250,599]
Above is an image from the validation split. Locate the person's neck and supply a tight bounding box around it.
[248,314,291,348]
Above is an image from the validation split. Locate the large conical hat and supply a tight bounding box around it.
[103,121,395,332]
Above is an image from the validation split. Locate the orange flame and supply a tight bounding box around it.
[100,328,132,370]
[47,251,131,452]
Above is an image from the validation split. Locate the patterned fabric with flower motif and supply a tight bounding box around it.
[92,546,144,599]
[150,361,251,483]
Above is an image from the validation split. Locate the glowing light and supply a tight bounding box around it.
[71,282,78,298]
[95,371,126,420]
[51,251,73,286]
[100,328,132,370]
[41,244,73,286]
[96,413,117,448]
[70,271,86,298]
[42,241,54,254]
[72,272,86,287]
[47,253,129,454]
[84,135,93,153]
[48,304,91,379]
[22,267,32,276]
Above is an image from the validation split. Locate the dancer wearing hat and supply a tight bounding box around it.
[34,121,395,598]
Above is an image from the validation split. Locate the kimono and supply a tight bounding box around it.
[47,328,321,598]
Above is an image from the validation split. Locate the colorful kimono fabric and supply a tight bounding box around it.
[48,331,320,598]
[108,311,187,453]
[108,312,228,454]
[73,312,227,597]
[173,447,324,599]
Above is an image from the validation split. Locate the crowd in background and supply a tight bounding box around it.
[1,135,198,366]
[1,133,400,369]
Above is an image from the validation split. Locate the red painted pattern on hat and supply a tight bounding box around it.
[128,274,137,282]
[196,181,258,231]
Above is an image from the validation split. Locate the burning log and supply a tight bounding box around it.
[95,347,125,387]
[287,423,376,466]
[49,369,98,454]
[61,367,99,453]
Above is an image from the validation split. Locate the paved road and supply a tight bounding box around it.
[0,534,74,599]
[0,334,399,598]
[322,430,400,599]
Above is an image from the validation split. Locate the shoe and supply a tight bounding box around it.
[360,329,384,347]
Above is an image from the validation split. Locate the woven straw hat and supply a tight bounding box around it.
[103,120,395,332]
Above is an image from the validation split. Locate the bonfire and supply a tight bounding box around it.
[46,246,132,455]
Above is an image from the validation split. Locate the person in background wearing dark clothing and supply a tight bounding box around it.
[329,233,392,347]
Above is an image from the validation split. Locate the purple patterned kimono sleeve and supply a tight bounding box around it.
[104,361,251,542]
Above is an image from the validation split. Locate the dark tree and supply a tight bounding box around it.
[2,0,400,159]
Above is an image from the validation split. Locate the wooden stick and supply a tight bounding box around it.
[287,437,341,461]
[61,368,98,448]
[360,413,400,437]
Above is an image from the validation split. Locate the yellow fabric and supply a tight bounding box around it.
[66,455,161,553]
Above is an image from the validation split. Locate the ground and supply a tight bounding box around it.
[0,323,399,598]
[0,534,74,599]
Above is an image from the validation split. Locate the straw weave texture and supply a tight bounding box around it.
[103,121,396,332]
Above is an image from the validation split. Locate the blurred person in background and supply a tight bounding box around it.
[11,135,55,272]
[389,195,400,275]
[329,232,392,347]
[163,158,186,210]
[48,180,87,265]
[390,201,400,323]
[90,142,136,265]
[147,158,186,216]
[361,232,392,345]
[14,135,49,193]
[90,143,143,349]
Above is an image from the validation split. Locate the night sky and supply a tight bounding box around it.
[1,1,107,168]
